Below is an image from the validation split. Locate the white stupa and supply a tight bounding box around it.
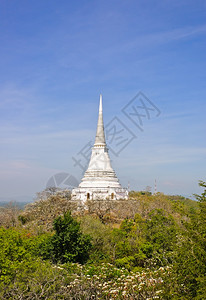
[71,95,128,203]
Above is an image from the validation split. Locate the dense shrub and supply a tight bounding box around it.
[0,227,47,284]
[40,211,92,264]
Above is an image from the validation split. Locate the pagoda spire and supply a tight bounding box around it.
[94,94,106,146]
[71,94,128,202]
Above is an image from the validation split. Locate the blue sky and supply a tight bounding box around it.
[0,0,205,201]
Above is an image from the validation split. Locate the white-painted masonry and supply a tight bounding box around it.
[72,95,128,202]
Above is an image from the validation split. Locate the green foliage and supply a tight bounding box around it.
[0,227,26,284]
[0,227,48,284]
[80,215,113,261]
[18,214,27,225]
[146,209,177,252]
[115,256,136,269]
[0,260,70,300]
[163,181,206,299]
[0,185,205,299]
[41,211,92,264]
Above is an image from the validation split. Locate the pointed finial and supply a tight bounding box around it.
[99,94,102,113]
[94,94,106,146]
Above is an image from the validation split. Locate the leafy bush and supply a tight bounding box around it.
[41,211,92,264]
[0,227,47,284]
[80,215,113,261]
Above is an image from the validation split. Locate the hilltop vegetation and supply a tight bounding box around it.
[0,182,205,299]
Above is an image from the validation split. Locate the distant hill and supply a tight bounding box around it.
[0,201,32,210]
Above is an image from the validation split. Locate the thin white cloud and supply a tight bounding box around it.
[0,84,35,110]
[144,24,206,43]
[118,145,206,167]
[0,127,93,144]
[95,24,206,59]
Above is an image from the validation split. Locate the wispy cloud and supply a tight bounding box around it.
[142,24,206,43]
[0,84,35,110]
[0,126,93,144]
[100,24,206,58]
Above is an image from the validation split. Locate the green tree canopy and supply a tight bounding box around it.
[42,211,92,264]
